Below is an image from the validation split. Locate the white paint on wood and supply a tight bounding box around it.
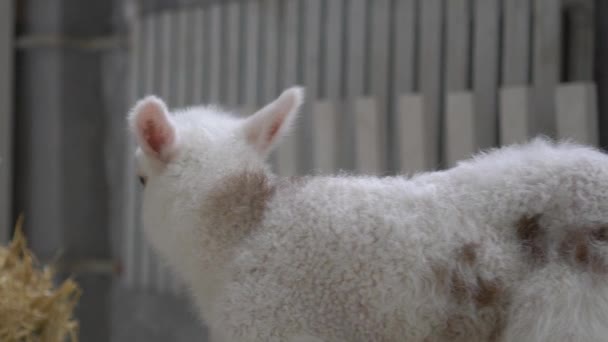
[473,0,500,149]
[556,82,598,145]
[502,0,531,85]
[0,0,14,242]
[244,0,260,107]
[397,94,427,173]
[533,0,561,136]
[312,101,339,174]
[208,5,222,104]
[499,86,534,145]
[354,97,383,175]
[445,92,476,167]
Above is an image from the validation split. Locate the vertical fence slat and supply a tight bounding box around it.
[299,0,322,173]
[473,0,500,149]
[500,0,533,145]
[444,0,474,166]
[312,101,338,173]
[393,0,416,94]
[156,11,176,293]
[392,0,419,172]
[398,95,426,172]
[191,8,206,105]
[0,0,14,241]
[262,0,279,103]
[324,0,344,99]
[556,82,598,145]
[564,1,594,81]
[175,10,189,107]
[355,97,382,174]
[418,0,443,170]
[343,0,367,171]
[208,4,222,104]
[276,0,300,176]
[533,0,561,136]
[368,0,390,170]
[244,0,260,108]
[139,15,158,289]
[226,2,241,106]
[499,87,534,145]
[503,0,531,85]
[445,93,475,166]
[446,0,470,90]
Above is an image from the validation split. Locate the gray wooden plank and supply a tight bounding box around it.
[502,0,531,85]
[262,0,280,103]
[191,8,206,105]
[208,4,222,104]
[226,2,241,106]
[556,82,598,145]
[312,100,339,174]
[564,0,594,81]
[533,0,561,136]
[418,0,443,169]
[175,10,190,107]
[392,0,417,94]
[276,0,300,177]
[354,97,382,175]
[0,0,14,242]
[324,0,344,99]
[299,0,322,174]
[445,92,476,167]
[345,0,366,98]
[499,86,534,145]
[341,0,368,171]
[157,11,175,293]
[397,94,426,173]
[473,0,500,149]
[140,14,158,290]
[446,0,471,90]
[369,0,390,171]
[244,0,260,107]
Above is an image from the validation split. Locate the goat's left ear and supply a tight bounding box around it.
[128,95,178,163]
[243,86,304,157]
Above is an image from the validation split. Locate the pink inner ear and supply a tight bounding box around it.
[267,117,283,144]
[141,118,169,154]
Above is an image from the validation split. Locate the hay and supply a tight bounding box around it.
[0,215,81,342]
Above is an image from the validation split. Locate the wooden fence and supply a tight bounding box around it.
[124,0,597,293]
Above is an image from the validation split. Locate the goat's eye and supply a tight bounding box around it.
[138,176,147,186]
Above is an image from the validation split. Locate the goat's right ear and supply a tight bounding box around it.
[242,86,304,157]
[128,96,178,163]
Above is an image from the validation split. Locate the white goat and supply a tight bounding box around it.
[128,86,608,342]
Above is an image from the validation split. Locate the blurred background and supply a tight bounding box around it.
[0,0,606,340]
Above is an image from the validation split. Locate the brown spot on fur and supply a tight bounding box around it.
[516,214,546,262]
[459,243,479,266]
[473,277,502,307]
[204,171,275,244]
[560,228,608,273]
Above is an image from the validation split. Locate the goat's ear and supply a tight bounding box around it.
[128,95,178,163]
[242,86,304,157]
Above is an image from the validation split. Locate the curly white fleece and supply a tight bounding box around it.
[130,90,608,342]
